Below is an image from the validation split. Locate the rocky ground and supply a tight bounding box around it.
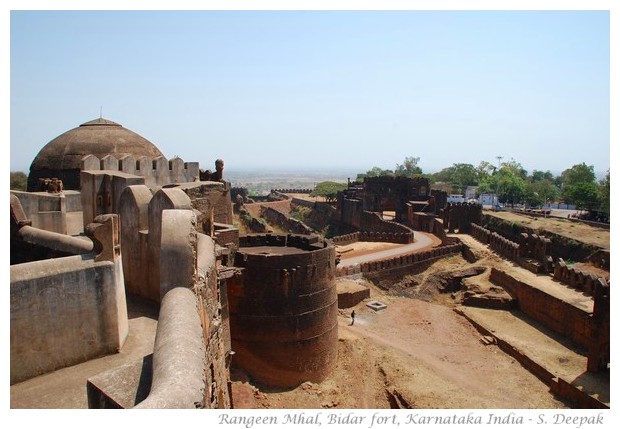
[231,251,572,409]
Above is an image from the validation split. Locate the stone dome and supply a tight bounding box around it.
[27,118,166,191]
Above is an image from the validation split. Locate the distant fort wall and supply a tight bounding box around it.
[336,243,462,277]
[260,206,315,235]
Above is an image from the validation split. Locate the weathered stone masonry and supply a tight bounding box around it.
[228,234,338,388]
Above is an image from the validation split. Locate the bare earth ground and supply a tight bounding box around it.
[486,210,609,250]
[233,276,567,409]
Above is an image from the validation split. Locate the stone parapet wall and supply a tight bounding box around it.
[272,188,313,195]
[553,259,609,297]
[10,215,128,384]
[470,223,491,244]
[229,234,338,388]
[489,268,591,349]
[361,211,415,242]
[260,206,315,235]
[332,232,360,245]
[81,154,199,188]
[336,243,462,277]
[489,232,520,260]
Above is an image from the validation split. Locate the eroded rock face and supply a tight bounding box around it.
[427,266,488,293]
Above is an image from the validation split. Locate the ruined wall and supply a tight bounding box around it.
[361,211,415,242]
[260,206,315,235]
[174,181,234,227]
[10,215,128,384]
[336,243,462,277]
[442,202,482,233]
[489,268,591,349]
[553,259,609,297]
[228,234,338,388]
[81,154,200,189]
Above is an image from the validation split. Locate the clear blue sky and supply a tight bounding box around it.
[8,7,613,176]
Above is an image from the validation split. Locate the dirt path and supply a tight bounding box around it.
[338,232,437,267]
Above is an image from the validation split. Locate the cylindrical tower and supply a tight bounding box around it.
[228,234,338,388]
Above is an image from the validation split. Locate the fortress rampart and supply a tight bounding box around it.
[553,259,609,297]
[10,214,128,384]
[228,234,338,388]
[87,210,231,408]
[336,243,462,277]
[442,202,482,233]
[260,206,315,235]
[489,267,609,374]
[81,154,200,189]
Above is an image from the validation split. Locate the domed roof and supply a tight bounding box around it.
[29,117,165,171]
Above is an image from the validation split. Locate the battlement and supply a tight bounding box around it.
[336,243,462,277]
[81,154,200,188]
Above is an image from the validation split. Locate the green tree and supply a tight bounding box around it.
[310,181,348,203]
[394,156,422,177]
[524,179,560,207]
[477,159,527,206]
[598,170,610,217]
[561,162,596,187]
[10,171,27,191]
[356,166,394,182]
[560,163,600,211]
[432,163,479,194]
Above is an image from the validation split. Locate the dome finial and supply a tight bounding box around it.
[100,105,103,119]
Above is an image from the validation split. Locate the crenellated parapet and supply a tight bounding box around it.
[489,232,520,261]
[81,154,200,188]
[271,188,313,195]
[442,202,482,233]
[228,233,338,388]
[552,258,610,297]
[470,223,491,244]
[336,243,462,277]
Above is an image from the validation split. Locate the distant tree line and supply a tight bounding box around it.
[351,156,609,218]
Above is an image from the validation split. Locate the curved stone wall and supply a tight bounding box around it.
[229,234,338,388]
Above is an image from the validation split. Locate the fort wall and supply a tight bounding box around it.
[553,259,609,297]
[81,154,200,189]
[489,268,591,349]
[336,243,462,277]
[10,215,128,384]
[228,234,338,388]
[88,210,231,408]
[260,206,315,235]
